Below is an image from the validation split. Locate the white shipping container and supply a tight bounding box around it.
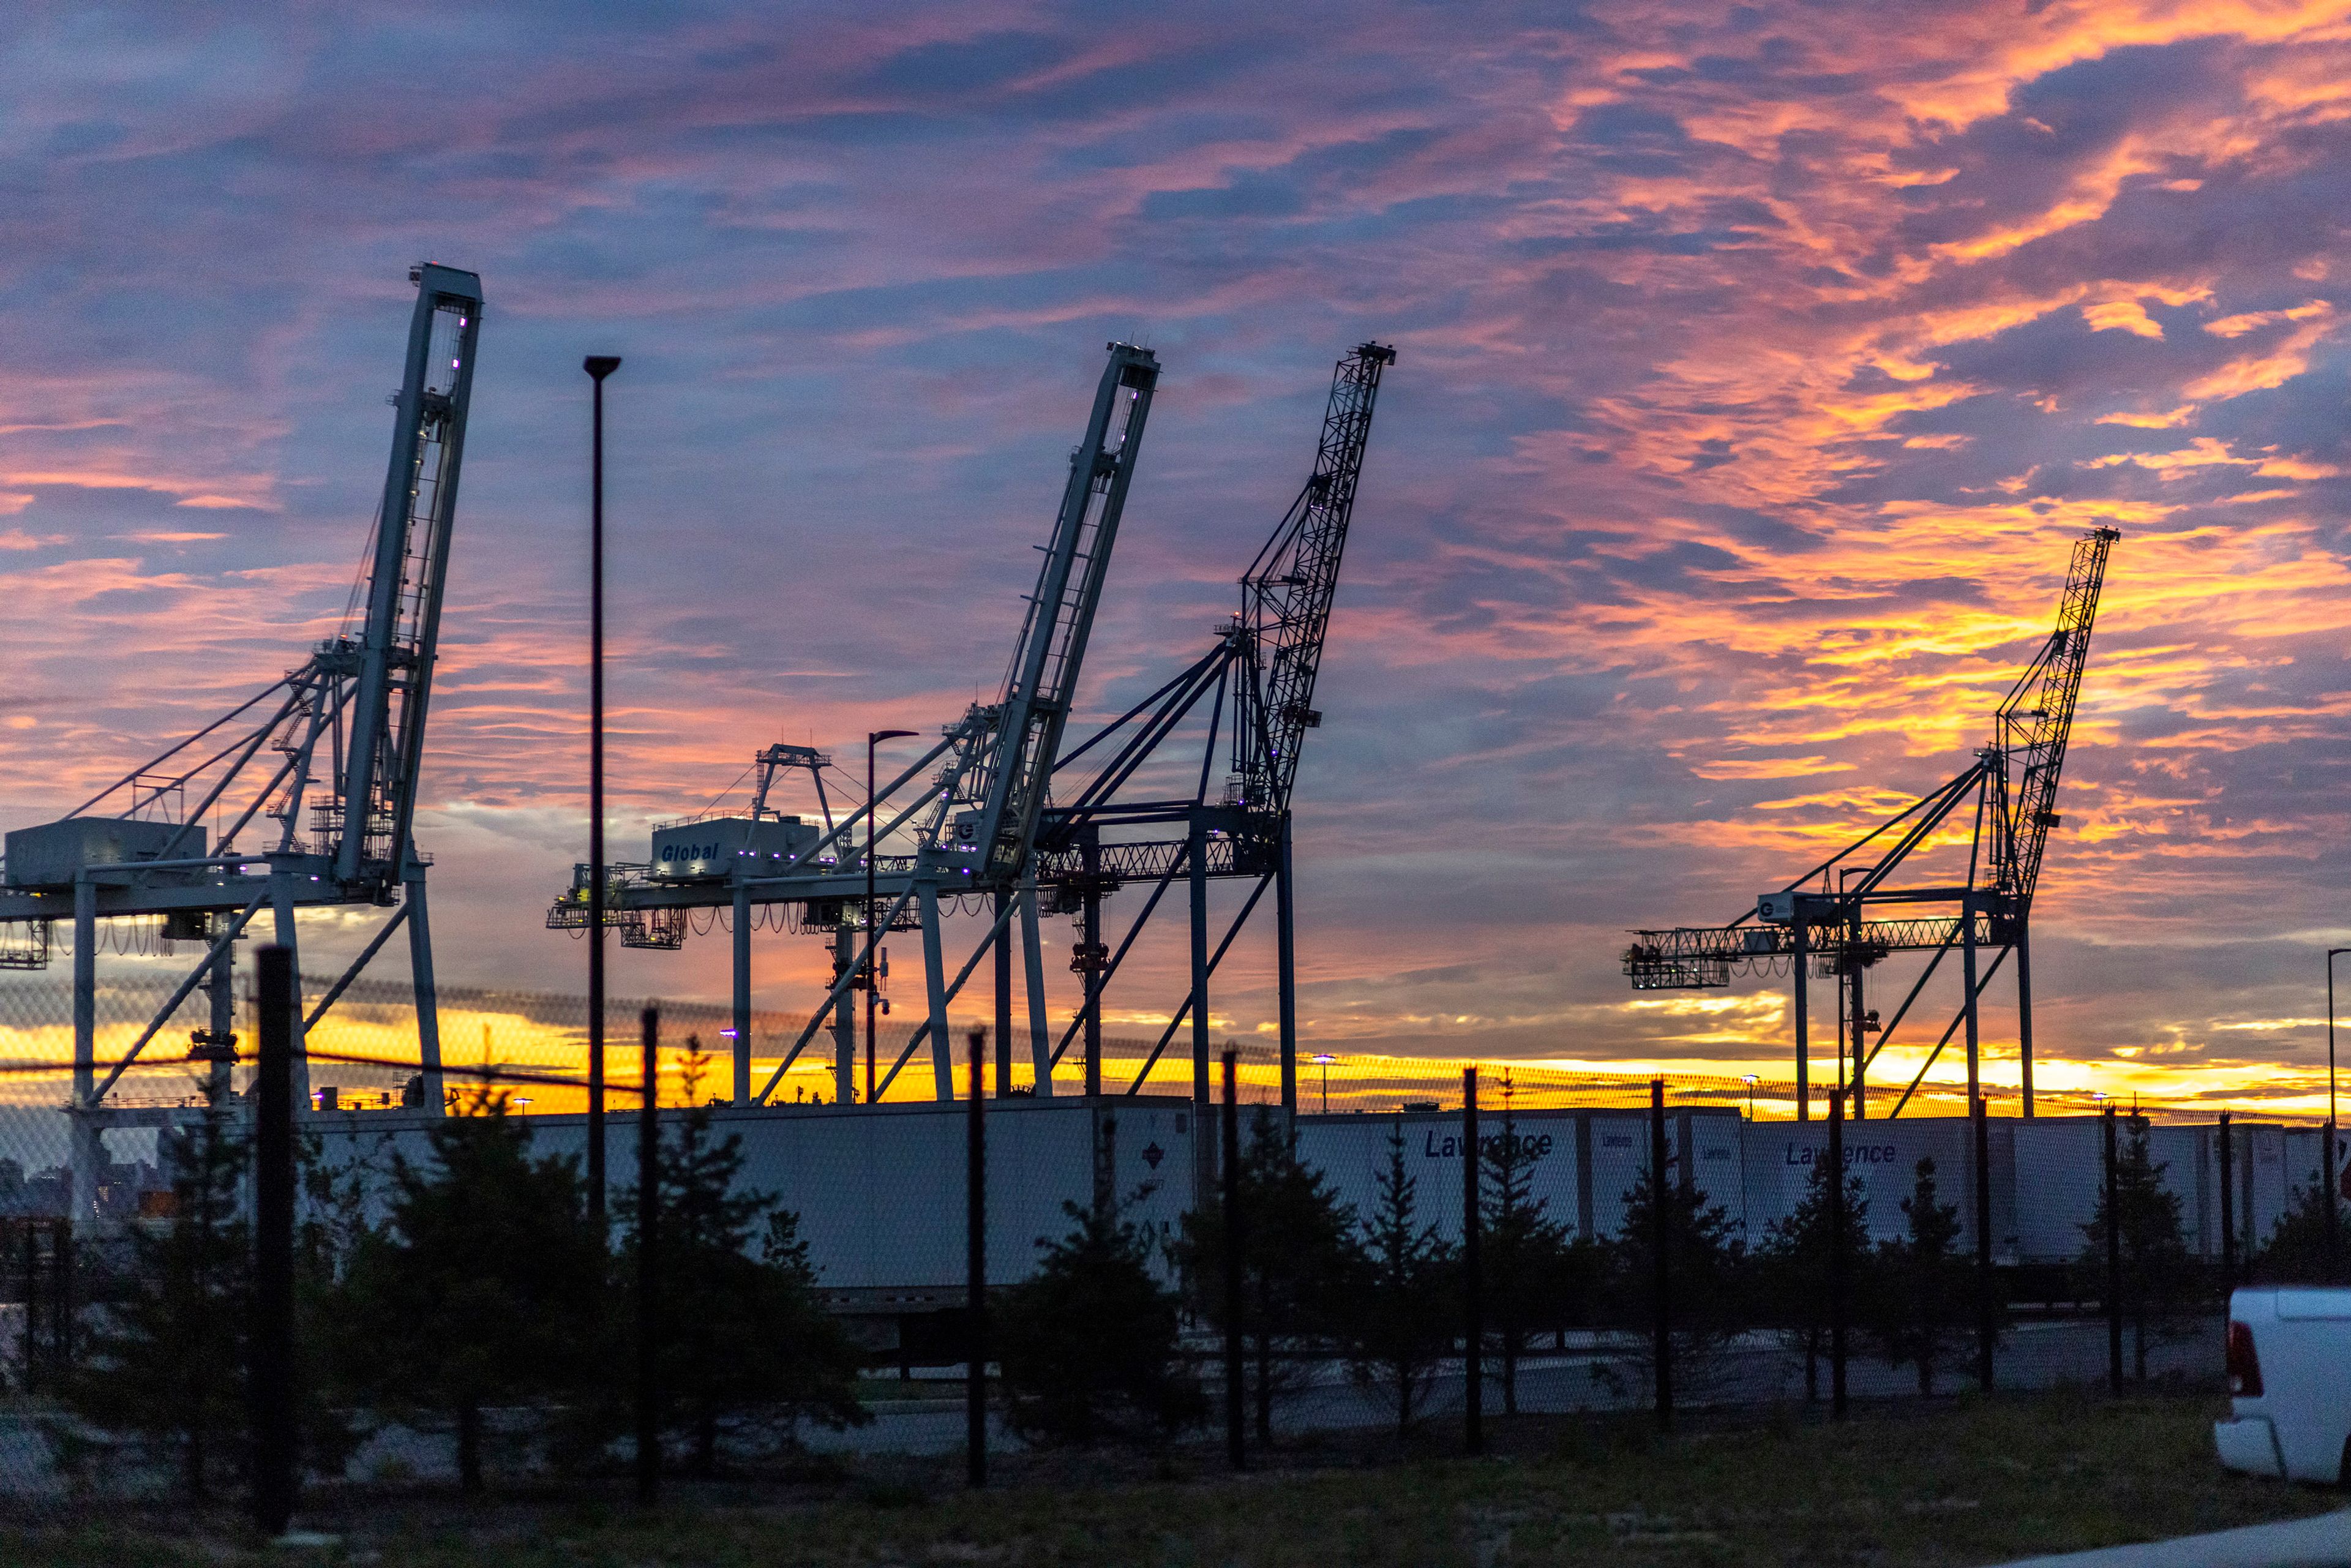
[1292,1107,1744,1247]
[304,1096,1198,1300]
[1742,1119,2013,1259]
[177,1097,2320,1309]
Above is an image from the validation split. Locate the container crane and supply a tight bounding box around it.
[1621,525,2119,1120]
[549,342,1161,1108]
[0,263,484,1214]
[1027,342,1397,1114]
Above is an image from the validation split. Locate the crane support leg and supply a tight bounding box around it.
[921,882,952,1100]
[833,921,857,1105]
[407,874,444,1116]
[269,869,310,1111]
[1190,816,1212,1207]
[1849,930,1866,1120]
[994,888,1012,1098]
[1021,877,1052,1096]
[1190,816,1210,1111]
[2016,924,2035,1119]
[732,881,752,1105]
[1961,896,1980,1107]
[205,937,236,1105]
[70,877,96,1223]
[1277,816,1298,1119]
[1793,915,1810,1122]
[1083,831,1103,1097]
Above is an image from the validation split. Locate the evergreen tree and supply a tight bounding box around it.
[1341,1123,1458,1435]
[1173,1108,1361,1445]
[619,1041,866,1471]
[2249,1167,2346,1286]
[62,1099,249,1499]
[342,1092,606,1490]
[995,1188,1202,1445]
[290,1126,387,1480]
[1758,1149,1869,1404]
[2077,1119,2195,1384]
[1870,1157,1967,1397]
[1478,1082,1592,1416]
[1605,1147,1748,1402]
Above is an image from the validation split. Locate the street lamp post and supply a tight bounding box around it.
[864,729,917,1105]
[583,354,620,1225]
[1312,1052,1335,1115]
[1742,1073,1759,1121]
[2328,949,2349,1283]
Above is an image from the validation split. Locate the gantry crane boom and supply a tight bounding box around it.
[334,265,484,885]
[1229,343,1395,814]
[966,343,1161,884]
[1986,527,2118,918]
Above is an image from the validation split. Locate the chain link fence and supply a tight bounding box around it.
[0,961,2333,1526]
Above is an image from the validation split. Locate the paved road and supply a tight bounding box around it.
[813,1316,2220,1457]
[0,1316,2224,1487]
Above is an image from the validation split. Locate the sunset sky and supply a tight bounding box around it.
[3,2,2347,1111]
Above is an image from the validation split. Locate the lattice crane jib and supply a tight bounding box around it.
[332,265,484,887]
[967,343,1160,884]
[1231,342,1395,816]
[1987,526,2118,919]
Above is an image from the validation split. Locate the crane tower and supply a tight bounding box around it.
[1027,342,1397,1111]
[0,263,484,1214]
[1621,526,2119,1119]
[556,341,1395,1123]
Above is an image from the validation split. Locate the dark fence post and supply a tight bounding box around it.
[1463,1065,1483,1454]
[1973,1090,1995,1391]
[17,1222,34,1397]
[2218,1112,2236,1287]
[636,1003,660,1502]
[1650,1078,1671,1431]
[967,1027,987,1488]
[2326,1121,2342,1286]
[2104,1105,2122,1396]
[1221,1049,1243,1471]
[251,943,298,1537]
[1828,1089,1847,1419]
[54,1217,70,1379]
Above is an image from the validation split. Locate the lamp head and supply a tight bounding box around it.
[583,355,622,381]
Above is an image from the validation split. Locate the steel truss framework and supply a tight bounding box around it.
[0,265,486,1214]
[558,343,1395,1122]
[1622,526,2120,1122]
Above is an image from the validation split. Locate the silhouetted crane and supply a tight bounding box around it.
[1622,526,2120,1120]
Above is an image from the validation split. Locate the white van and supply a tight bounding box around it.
[2215,1286,2351,1483]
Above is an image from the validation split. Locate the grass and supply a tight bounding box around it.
[1,1390,2335,1566]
